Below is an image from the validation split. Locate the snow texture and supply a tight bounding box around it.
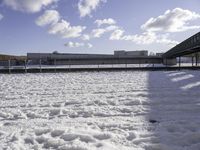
[0,71,200,149]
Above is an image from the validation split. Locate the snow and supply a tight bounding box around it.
[0,70,200,149]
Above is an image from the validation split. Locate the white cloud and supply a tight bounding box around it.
[122,32,157,44]
[36,10,86,39]
[105,25,119,31]
[48,20,86,38]
[156,34,179,46]
[92,28,106,38]
[65,41,93,48]
[3,0,58,13]
[35,10,60,26]
[92,25,119,38]
[87,43,93,48]
[78,0,106,17]
[108,8,199,46]
[95,18,116,26]
[110,30,179,46]
[141,8,200,32]
[0,13,3,20]
[81,34,90,41]
[109,29,124,40]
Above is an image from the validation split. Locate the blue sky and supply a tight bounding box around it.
[0,0,200,55]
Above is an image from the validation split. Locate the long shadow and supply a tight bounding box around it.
[145,70,200,149]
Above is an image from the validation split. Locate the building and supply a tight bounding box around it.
[27,52,114,65]
[27,50,162,65]
[156,53,164,57]
[114,50,148,57]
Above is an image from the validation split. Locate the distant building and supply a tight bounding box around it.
[114,50,148,57]
[156,53,164,57]
[26,50,163,65]
[27,52,113,65]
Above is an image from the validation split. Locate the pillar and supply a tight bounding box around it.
[196,53,198,66]
[39,59,42,73]
[54,59,57,73]
[192,56,194,67]
[8,60,11,74]
[178,57,181,68]
[25,60,27,73]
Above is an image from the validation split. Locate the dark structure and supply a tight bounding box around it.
[163,32,200,58]
[162,32,200,66]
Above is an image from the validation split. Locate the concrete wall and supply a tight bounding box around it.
[27,53,162,65]
[114,50,148,57]
[27,53,113,60]
[163,58,177,66]
[0,60,25,67]
[51,57,162,65]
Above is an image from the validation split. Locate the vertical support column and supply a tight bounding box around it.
[139,60,141,68]
[178,57,181,68]
[8,60,11,74]
[25,59,27,73]
[39,59,42,73]
[192,56,194,67]
[68,59,71,70]
[196,53,198,66]
[54,59,57,73]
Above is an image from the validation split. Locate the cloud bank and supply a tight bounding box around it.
[78,0,106,17]
[95,18,116,26]
[36,10,86,39]
[141,8,200,32]
[35,10,60,26]
[65,41,93,48]
[3,0,58,13]
[109,8,200,46]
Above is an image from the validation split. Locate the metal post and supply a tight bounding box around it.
[179,57,181,68]
[196,53,198,66]
[39,59,42,73]
[8,60,11,74]
[192,56,194,67]
[139,60,141,68]
[54,59,57,73]
[25,59,27,73]
[68,59,71,70]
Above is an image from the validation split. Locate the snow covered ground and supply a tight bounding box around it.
[0,70,200,150]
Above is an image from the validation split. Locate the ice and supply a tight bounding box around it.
[49,109,61,116]
[35,136,49,144]
[0,111,11,118]
[61,133,78,141]
[126,132,136,141]
[93,132,112,140]
[51,129,65,137]
[1,71,200,149]
[43,139,65,149]
[24,137,35,145]
[35,128,51,136]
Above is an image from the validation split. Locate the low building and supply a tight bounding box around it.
[156,53,164,57]
[27,50,163,65]
[114,50,148,57]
